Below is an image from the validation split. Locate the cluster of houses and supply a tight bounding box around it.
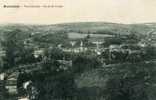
[0,31,155,99]
[27,32,156,61]
[32,35,151,64]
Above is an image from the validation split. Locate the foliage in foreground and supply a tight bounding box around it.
[102,62,156,100]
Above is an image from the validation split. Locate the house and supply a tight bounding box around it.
[5,72,18,95]
[109,44,121,52]
[0,73,5,80]
[0,50,6,57]
[89,37,105,45]
[33,49,44,58]
[138,41,147,47]
[62,46,88,53]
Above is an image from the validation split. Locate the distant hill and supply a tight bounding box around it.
[1,22,156,36]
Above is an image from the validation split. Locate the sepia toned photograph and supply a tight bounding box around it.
[0,22,156,100]
[1,0,156,100]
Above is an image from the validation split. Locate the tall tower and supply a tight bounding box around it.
[80,41,83,51]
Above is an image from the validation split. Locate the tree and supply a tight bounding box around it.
[2,29,35,70]
[28,48,77,100]
[103,62,156,100]
[144,45,156,60]
[72,53,101,73]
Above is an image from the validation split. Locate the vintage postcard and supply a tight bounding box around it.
[0,0,156,100]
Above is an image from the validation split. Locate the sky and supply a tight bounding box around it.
[0,0,156,24]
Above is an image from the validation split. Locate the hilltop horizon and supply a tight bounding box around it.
[1,21,156,26]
